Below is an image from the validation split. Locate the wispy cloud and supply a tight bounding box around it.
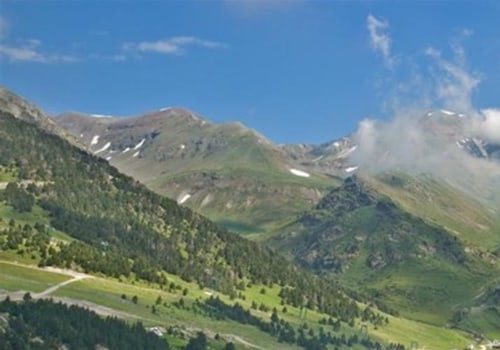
[123,36,227,56]
[0,42,78,63]
[0,16,78,64]
[425,30,480,114]
[367,14,394,68]
[351,34,500,208]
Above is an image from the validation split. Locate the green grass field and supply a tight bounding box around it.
[0,261,69,293]
[0,255,476,350]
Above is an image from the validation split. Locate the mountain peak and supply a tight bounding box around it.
[0,87,84,147]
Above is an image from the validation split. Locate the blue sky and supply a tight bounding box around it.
[0,0,499,144]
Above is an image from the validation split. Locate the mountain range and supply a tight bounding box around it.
[1,86,500,348]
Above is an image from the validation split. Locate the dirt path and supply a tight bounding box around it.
[0,260,138,320]
[32,275,88,298]
[0,260,271,348]
[0,259,92,301]
[223,334,267,350]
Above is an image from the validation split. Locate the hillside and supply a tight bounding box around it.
[271,176,499,327]
[53,110,337,235]
[2,88,499,347]
[0,106,418,349]
[362,172,500,249]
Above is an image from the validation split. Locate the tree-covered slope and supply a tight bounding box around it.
[271,176,497,325]
[0,298,170,350]
[0,110,369,324]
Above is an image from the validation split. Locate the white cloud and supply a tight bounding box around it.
[351,35,500,209]
[124,36,226,55]
[478,109,500,142]
[0,43,78,63]
[367,14,394,67]
[425,42,481,115]
[0,16,78,64]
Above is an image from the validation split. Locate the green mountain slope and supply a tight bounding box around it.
[0,109,337,302]
[0,107,412,349]
[0,89,492,348]
[53,110,337,235]
[451,283,500,339]
[271,176,498,326]
[363,172,500,249]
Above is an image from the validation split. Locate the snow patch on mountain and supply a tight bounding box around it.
[90,114,113,118]
[132,151,140,158]
[345,166,359,173]
[200,194,213,208]
[122,147,130,153]
[337,145,358,158]
[134,138,145,150]
[90,135,99,145]
[290,169,310,178]
[177,193,191,205]
[159,107,171,112]
[95,142,111,154]
[440,109,456,116]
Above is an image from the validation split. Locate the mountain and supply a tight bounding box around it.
[0,87,82,148]
[271,175,498,326]
[362,172,500,249]
[423,109,500,161]
[2,87,499,347]
[0,90,419,350]
[52,109,337,235]
[53,107,500,238]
